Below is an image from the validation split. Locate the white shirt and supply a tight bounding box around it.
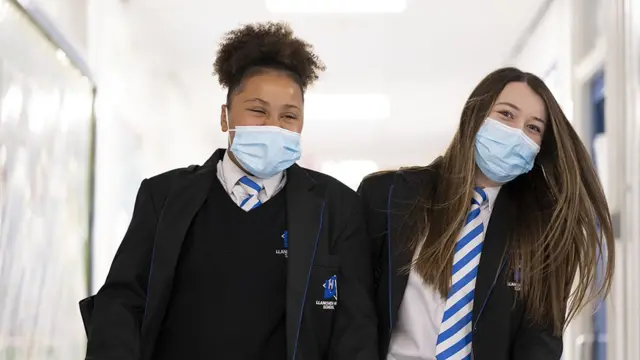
[387,186,501,360]
[216,151,286,206]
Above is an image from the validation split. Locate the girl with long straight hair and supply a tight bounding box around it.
[359,67,614,360]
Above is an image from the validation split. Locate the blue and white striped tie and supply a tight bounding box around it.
[435,187,488,360]
[238,176,263,211]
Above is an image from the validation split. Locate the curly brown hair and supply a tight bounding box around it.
[213,21,326,105]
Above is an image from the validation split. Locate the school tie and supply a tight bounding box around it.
[237,176,263,211]
[435,187,488,360]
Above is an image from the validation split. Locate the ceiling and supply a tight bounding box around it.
[89,0,546,173]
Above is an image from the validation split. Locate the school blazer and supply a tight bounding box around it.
[81,149,378,360]
[357,162,562,360]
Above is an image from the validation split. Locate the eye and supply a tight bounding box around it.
[249,108,266,114]
[498,110,514,119]
[279,113,299,122]
[527,124,542,133]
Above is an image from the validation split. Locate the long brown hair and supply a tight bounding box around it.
[411,67,614,336]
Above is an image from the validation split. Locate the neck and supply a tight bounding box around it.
[227,149,254,177]
[474,166,501,188]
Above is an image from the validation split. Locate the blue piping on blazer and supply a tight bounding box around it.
[473,255,509,331]
[292,200,326,359]
[143,245,156,322]
[386,185,395,334]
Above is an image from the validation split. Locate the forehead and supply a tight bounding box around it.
[496,82,546,118]
[236,72,303,104]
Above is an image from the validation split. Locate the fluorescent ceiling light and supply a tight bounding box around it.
[304,94,391,121]
[266,0,406,13]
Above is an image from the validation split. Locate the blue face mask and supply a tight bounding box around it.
[474,118,540,183]
[229,125,302,179]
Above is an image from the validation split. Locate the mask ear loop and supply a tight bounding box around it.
[225,108,234,132]
[226,108,236,150]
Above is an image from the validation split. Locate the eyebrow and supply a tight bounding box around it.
[495,101,546,123]
[244,97,268,105]
[244,97,301,111]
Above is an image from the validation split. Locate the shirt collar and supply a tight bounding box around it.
[221,151,285,197]
[482,186,501,211]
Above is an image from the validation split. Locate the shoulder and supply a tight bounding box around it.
[360,170,397,191]
[294,167,366,224]
[358,165,439,201]
[299,167,358,199]
[143,164,201,195]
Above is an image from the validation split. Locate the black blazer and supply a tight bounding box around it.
[82,149,378,360]
[357,163,562,360]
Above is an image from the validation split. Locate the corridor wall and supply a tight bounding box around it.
[0,1,96,358]
[15,0,88,58]
[86,0,220,290]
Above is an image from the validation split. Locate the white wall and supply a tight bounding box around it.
[28,0,88,57]
[510,0,573,117]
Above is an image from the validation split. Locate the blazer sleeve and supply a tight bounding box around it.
[85,179,159,360]
[511,315,563,359]
[328,192,379,360]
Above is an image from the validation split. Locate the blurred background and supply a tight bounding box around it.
[0,0,638,358]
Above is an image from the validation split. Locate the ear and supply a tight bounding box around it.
[220,104,228,132]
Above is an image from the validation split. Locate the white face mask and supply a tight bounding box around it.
[474,118,540,183]
[226,110,301,178]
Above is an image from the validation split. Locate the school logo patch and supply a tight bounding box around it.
[275,230,288,257]
[323,275,337,300]
[507,263,522,291]
[316,275,338,310]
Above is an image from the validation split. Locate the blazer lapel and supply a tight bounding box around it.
[472,186,514,326]
[284,165,324,359]
[141,150,222,356]
[387,170,436,331]
[388,177,416,330]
